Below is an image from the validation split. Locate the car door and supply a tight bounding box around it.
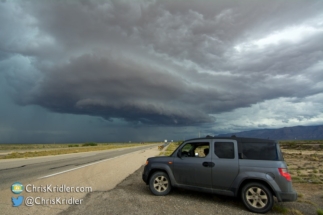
[211,140,239,190]
[173,141,213,188]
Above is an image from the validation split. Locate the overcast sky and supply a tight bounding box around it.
[0,0,323,143]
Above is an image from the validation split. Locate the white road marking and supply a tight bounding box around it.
[37,150,139,179]
[81,154,97,157]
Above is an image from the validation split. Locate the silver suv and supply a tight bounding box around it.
[142,137,297,213]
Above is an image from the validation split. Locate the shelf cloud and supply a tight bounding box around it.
[1,0,323,142]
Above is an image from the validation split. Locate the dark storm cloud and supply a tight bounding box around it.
[18,53,216,125]
[1,0,323,126]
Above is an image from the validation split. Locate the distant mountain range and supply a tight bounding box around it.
[218,125,323,140]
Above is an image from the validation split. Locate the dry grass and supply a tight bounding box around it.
[284,151,323,184]
[288,209,304,215]
[0,143,154,159]
[0,143,76,150]
[281,140,323,185]
[280,140,323,151]
[159,142,182,156]
[272,204,304,215]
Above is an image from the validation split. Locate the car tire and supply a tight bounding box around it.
[149,171,171,196]
[241,182,273,213]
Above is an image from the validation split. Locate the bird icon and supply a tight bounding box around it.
[12,196,24,207]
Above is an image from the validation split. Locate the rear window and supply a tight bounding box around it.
[241,142,278,160]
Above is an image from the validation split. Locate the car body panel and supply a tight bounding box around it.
[211,139,239,190]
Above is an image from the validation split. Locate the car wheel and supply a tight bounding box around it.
[149,171,171,196]
[241,182,273,213]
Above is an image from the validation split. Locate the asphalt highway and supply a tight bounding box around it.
[0,144,160,215]
[0,144,156,191]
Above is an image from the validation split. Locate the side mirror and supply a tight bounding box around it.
[177,150,182,158]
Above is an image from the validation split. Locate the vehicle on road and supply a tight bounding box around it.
[142,136,297,213]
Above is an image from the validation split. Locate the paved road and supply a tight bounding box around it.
[0,145,159,215]
[0,144,156,190]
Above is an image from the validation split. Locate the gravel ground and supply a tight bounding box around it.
[60,165,323,215]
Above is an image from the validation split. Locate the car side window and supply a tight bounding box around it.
[214,142,235,159]
[180,142,209,158]
[241,142,277,160]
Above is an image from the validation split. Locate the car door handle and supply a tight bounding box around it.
[202,162,215,167]
[202,162,209,167]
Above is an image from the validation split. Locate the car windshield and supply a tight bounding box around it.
[170,141,184,157]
